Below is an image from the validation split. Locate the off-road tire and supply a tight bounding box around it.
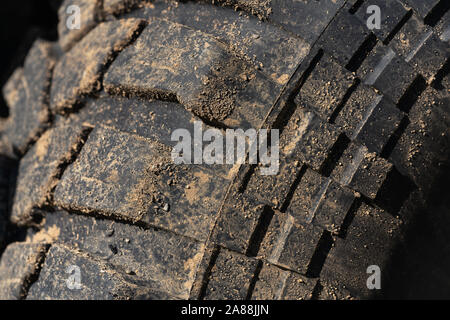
[0,0,449,300]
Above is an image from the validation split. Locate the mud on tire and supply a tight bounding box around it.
[0,0,449,300]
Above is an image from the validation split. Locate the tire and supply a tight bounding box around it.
[0,0,448,300]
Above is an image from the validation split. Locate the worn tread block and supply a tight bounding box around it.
[354,0,410,42]
[27,244,174,300]
[287,169,355,233]
[0,242,48,299]
[321,203,402,299]
[269,0,346,43]
[317,10,371,66]
[203,248,259,300]
[51,18,146,113]
[252,262,317,300]
[10,119,89,225]
[258,211,323,274]
[294,54,355,121]
[2,40,54,154]
[358,43,418,103]
[129,0,310,85]
[280,106,341,171]
[390,87,450,190]
[225,74,281,129]
[58,0,103,51]
[332,143,394,199]
[38,211,204,298]
[104,17,279,129]
[408,33,449,82]
[54,125,230,241]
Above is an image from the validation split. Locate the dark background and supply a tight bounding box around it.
[0,0,449,299]
[0,0,61,117]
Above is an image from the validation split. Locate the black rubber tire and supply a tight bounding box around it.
[0,0,449,300]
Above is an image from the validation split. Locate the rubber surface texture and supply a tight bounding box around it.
[0,0,449,300]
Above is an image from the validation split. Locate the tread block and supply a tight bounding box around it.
[2,40,54,154]
[353,97,404,153]
[0,279,23,300]
[294,54,355,121]
[257,211,323,274]
[252,262,317,300]
[104,0,145,14]
[321,203,402,298]
[334,83,381,137]
[1,72,27,152]
[332,143,394,199]
[337,87,404,153]
[400,0,440,18]
[280,106,341,171]
[354,0,410,42]
[269,0,346,43]
[358,43,418,104]
[318,279,355,300]
[211,160,303,254]
[203,248,259,300]
[75,95,201,148]
[104,17,279,129]
[245,159,304,209]
[408,33,449,82]
[390,14,433,60]
[39,211,204,299]
[10,120,89,225]
[2,67,24,111]
[51,18,146,113]
[27,244,174,300]
[436,10,450,42]
[58,0,102,51]
[53,125,230,241]
[390,87,450,189]
[0,242,48,299]
[317,10,371,66]
[211,191,267,254]
[287,169,355,233]
[196,0,273,21]
[129,1,310,85]
[77,95,235,167]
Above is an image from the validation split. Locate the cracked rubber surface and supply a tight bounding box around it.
[0,0,449,300]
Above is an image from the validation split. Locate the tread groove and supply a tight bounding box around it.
[305,230,334,278]
[198,246,221,300]
[424,0,450,27]
[246,206,275,257]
